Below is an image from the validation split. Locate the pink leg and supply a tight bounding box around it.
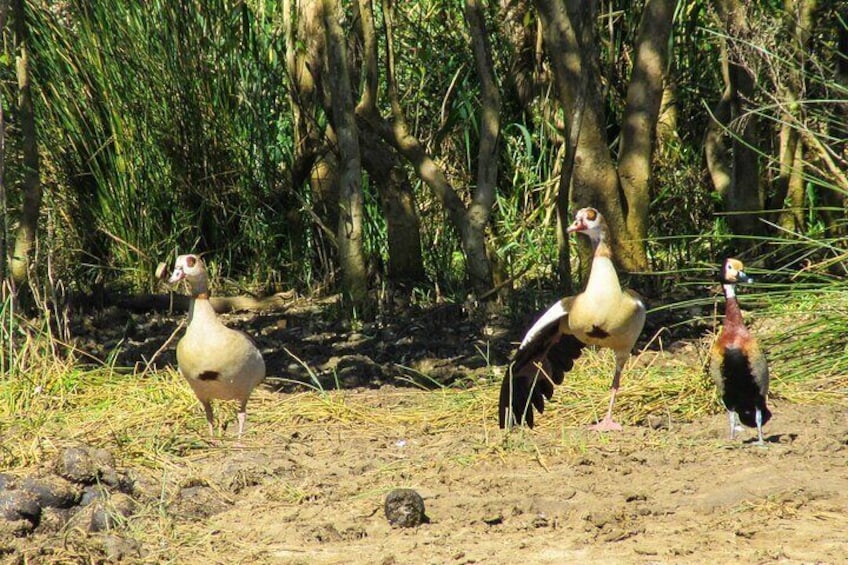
[235,398,248,447]
[589,360,624,432]
[589,387,623,431]
[236,411,247,441]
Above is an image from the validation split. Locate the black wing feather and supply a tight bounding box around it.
[720,348,772,428]
[499,330,585,429]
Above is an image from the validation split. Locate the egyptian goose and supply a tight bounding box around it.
[709,258,771,444]
[167,254,266,441]
[499,207,646,430]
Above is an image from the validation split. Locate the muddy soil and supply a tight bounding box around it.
[4,296,847,563]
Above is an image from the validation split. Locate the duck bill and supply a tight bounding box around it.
[168,267,186,285]
[566,219,585,234]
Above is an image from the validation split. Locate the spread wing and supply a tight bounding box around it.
[499,298,585,429]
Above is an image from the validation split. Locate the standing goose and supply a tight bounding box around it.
[709,258,771,444]
[168,254,266,441]
[499,207,646,430]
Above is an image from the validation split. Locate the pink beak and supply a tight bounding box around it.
[566,219,585,234]
[168,267,185,285]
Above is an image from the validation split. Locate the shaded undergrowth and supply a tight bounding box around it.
[1,287,846,473]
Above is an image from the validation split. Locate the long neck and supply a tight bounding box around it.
[187,291,216,325]
[189,276,209,297]
[585,231,621,295]
[593,231,613,260]
[722,284,745,328]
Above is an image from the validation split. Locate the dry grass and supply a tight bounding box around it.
[2,340,845,475]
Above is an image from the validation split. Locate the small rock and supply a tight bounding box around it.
[0,473,14,491]
[600,526,642,542]
[56,447,101,484]
[35,507,72,533]
[0,517,35,537]
[384,488,427,528]
[647,415,667,430]
[101,469,133,494]
[128,473,159,501]
[624,492,647,503]
[89,448,116,469]
[0,489,41,525]
[22,475,81,509]
[634,544,659,556]
[531,515,550,528]
[312,523,342,543]
[81,486,109,507]
[90,493,135,532]
[101,533,144,561]
[585,510,615,529]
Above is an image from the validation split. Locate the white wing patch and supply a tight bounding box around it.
[519,300,568,349]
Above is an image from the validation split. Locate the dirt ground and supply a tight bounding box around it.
[4,295,848,563]
[139,396,847,565]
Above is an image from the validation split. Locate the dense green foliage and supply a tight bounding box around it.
[0,1,845,300]
[22,0,296,291]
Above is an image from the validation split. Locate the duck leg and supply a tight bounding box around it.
[728,410,737,440]
[754,407,766,445]
[236,398,249,441]
[727,410,745,440]
[201,400,216,438]
[589,354,626,432]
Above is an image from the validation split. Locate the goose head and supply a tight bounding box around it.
[169,254,209,295]
[566,207,606,243]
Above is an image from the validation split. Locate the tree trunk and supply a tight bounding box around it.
[356,0,425,288]
[287,0,337,282]
[783,141,805,232]
[711,0,763,238]
[555,87,585,291]
[534,0,649,276]
[310,150,341,279]
[498,0,541,109]
[618,0,674,258]
[772,0,814,233]
[359,0,496,297]
[534,0,591,280]
[323,0,369,314]
[464,0,500,297]
[9,0,41,287]
[359,126,426,286]
[705,95,732,200]
[656,81,679,150]
[0,0,7,286]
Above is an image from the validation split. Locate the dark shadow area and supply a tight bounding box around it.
[63,284,721,393]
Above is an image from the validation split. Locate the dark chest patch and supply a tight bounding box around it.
[587,325,610,339]
[197,370,220,381]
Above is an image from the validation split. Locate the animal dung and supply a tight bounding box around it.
[0,445,135,537]
[384,488,427,528]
